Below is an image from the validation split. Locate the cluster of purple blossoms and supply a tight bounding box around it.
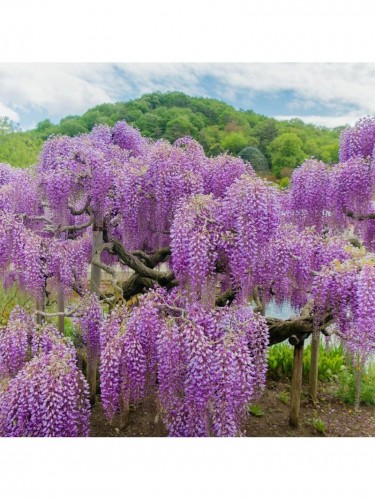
[0,306,34,378]
[289,160,331,232]
[220,174,280,299]
[339,117,375,162]
[171,195,222,300]
[312,258,375,359]
[0,312,90,437]
[153,292,269,437]
[259,225,350,309]
[0,341,90,437]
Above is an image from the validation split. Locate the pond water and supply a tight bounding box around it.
[264,300,299,320]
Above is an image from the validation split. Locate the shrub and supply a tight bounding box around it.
[267,341,346,381]
[336,363,375,406]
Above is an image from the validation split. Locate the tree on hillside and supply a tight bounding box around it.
[0,117,20,135]
[238,146,269,172]
[268,132,306,176]
[221,132,253,154]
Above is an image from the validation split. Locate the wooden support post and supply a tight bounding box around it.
[87,348,99,404]
[309,332,320,403]
[90,219,103,298]
[88,217,103,402]
[289,340,304,428]
[57,280,65,334]
[36,288,46,326]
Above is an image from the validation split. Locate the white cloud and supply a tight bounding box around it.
[274,115,360,128]
[197,63,375,115]
[0,101,19,122]
[117,63,375,117]
[0,63,375,128]
[0,64,113,117]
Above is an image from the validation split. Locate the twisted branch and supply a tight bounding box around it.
[345,210,375,221]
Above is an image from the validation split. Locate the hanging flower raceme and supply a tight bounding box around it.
[205,154,254,198]
[311,256,375,359]
[142,139,206,249]
[46,234,92,294]
[288,160,331,232]
[0,163,15,187]
[339,117,375,162]
[352,262,375,355]
[0,339,90,437]
[153,291,269,437]
[220,174,281,299]
[356,213,375,251]
[112,157,154,251]
[208,305,269,436]
[7,219,46,296]
[38,136,84,222]
[259,225,350,309]
[0,306,35,378]
[30,323,64,357]
[171,194,222,300]
[328,157,374,226]
[112,120,149,157]
[99,295,162,425]
[80,293,102,360]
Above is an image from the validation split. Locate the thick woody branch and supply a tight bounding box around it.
[69,196,92,216]
[92,242,122,293]
[57,208,94,233]
[345,210,375,221]
[132,247,171,268]
[110,240,174,285]
[34,302,81,318]
[215,288,238,307]
[121,274,156,301]
[253,285,264,314]
[267,307,333,346]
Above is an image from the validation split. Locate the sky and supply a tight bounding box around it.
[1,63,375,131]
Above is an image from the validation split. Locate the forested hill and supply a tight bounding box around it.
[0,91,343,178]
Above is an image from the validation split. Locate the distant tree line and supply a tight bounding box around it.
[0,92,343,177]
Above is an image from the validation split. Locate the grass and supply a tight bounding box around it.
[311,417,326,435]
[267,341,346,381]
[0,284,32,326]
[248,404,264,417]
[278,390,289,405]
[336,362,375,406]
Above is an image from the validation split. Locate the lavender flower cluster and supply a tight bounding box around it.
[99,289,269,437]
[0,310,90,437]
[312,257,375,359]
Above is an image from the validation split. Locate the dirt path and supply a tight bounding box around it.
[90,381,375,437]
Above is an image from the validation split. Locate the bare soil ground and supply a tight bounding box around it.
[89,380,375,437]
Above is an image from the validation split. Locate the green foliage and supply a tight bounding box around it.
[0,131,43,167]
[279,177,290,189]
[58,120,88,137]
[267,341,346,381]
[165,116,198,143]
[0,91,342,172]
[221,132,250,154]
[0,284,32,325]
[311,417,326,435]
[278,390,289,405]
[52,316,75,339]
[238,146,269,172]
[248,404,264,417]
[336,363,375,406]
[0,117,20,135]
[267,133,306,177]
